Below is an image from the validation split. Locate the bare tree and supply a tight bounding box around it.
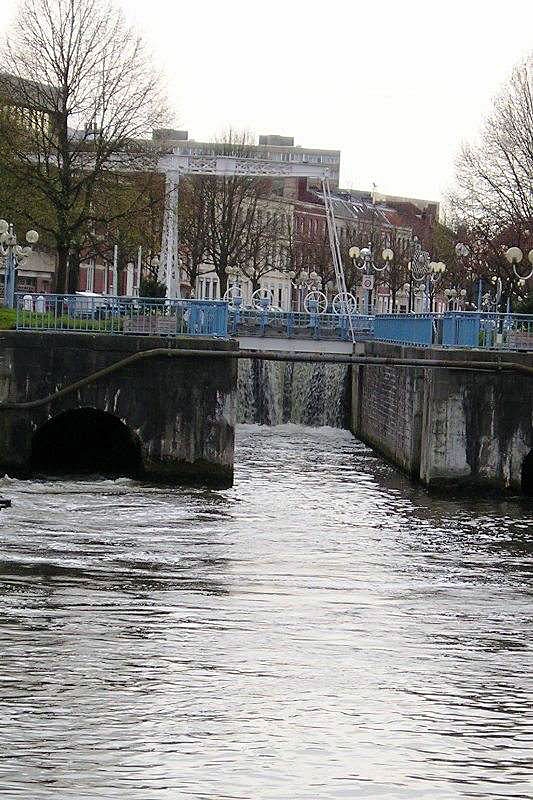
[178,176,209,296]
[453,54,532,235]
[0,0,167,292]
[202,131,272,297]
[239,208,286,294]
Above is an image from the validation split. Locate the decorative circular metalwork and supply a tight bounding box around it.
[411,247,430,281]
[512,262,533,281]
[332,292,357,315]
[223,284,244,309]
[251,287,274,310]
[303,290,328,314]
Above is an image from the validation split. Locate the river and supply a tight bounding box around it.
[0,424,531,799]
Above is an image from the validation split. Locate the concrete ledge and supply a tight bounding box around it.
[351,341,533,494]
[238,335,353,354]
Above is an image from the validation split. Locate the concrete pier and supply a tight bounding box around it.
[350,342,533,494]
[0,331,237,486]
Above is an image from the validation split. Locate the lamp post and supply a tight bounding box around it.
[0,219,39,308]
[426,260,446,311]
[501,246,533,312]
[504,246,533,279]
[413,282,426,312]
[348,244,393,314]
[287,269,321,312]
[481,275,503,312]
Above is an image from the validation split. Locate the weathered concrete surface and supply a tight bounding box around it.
[351,342,533,493]
[0,331,237,486]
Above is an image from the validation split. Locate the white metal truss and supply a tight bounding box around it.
[158,153,332,181]
[158,176,179,298]
[157,153,355,341]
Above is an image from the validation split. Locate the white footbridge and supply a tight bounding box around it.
[157,152,357,341]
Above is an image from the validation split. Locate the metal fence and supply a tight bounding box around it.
[374,313,435,346]
[477,313,533,351]
[229,308,374,340]
[15,294,229,338]
[375,311,533,351]
[12,295,533,352]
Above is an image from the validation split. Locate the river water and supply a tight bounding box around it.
[0,424,532,799]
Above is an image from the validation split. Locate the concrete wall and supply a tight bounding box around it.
[0,331,237,486]
[351,342,533,493]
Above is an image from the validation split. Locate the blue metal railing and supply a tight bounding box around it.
[375,311,533,351]
[374,313,435,346]
[229,307,374,341]
[15,294,229,338]
[442,312,480,348]
[13,295,533,351]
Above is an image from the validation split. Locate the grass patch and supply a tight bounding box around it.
[0,308,17,329]
[0,307,123,332]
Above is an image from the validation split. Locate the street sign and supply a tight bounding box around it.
[362,274,375,290]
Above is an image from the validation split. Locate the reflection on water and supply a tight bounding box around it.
[0,424,531,799]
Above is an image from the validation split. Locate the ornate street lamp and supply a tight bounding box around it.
[223,265,245,309]
[287,268,322,312]
[407,237,445,311]
[0,219,39,308]
[481,275,503,312]
[504,246,533,280]
[348,244,394,314]
[424,260,446,311]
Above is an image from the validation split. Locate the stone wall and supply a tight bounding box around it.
[0,331,237,486]
[351,342,533,493]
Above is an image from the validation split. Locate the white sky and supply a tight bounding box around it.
[4,0,533,202]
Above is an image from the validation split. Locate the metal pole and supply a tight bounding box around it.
[365,254,371,315]
[4,235,16,309]
[135,245,142,296]
[112,244,119,297]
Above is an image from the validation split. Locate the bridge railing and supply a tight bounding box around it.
[229,308,374,340]
[374,313,435,346]
[374,311,533,351]
[14,294,229,338]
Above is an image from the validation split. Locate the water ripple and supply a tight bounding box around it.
[0,424,531,799]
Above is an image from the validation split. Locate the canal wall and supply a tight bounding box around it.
[350,342,533,493]
[0,331,237,486]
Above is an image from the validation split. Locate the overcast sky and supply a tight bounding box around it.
[4,0,533,201]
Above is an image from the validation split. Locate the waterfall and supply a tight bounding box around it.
[237,359,350,427]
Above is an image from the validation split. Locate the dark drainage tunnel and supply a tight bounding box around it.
[521,450,533,497]
[31,408,144,478]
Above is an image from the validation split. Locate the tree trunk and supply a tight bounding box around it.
[218,271,228,298]
[67,249,81,294]
[55,245,69,294]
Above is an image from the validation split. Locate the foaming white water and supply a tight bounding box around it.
[237,359,349,426]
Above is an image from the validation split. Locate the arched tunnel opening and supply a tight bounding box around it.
[31,408,144,478]
[521,450,533,497]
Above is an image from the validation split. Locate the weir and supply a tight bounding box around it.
[238,359,349,427]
